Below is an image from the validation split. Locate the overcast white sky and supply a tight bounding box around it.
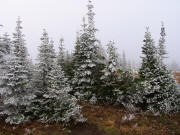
[0,0,180,65]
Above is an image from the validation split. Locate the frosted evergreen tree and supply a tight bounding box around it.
[101,41,118,81]
[158,22,167,62]
[122,51,127,70]
[39,61,84,123]
[31,29,56,117]
[64,50,74,81]
[57,38,65,69]
[139,28,158,79]
[0,33,11,72]
[136,27,179,113]
[73,1,107,101]
[87,0,97,37]
[0,33,11,56]
[99,41,120,102]
[117,53,123,70]
[49,38,56,60]
[72,32,81,74]
[12,17,32,80]
[87,0,107,98]
[72,18,97,100]
[0,33,11,102]
[0,17,35,124]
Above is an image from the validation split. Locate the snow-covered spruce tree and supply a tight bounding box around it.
[63,50,74,81]
[99,40,120,102]
[0,17,35,124]
[57,38,65,68]
[31,29,56,118]
[158,22,167,62]
[0,33,11,76]
[122,51,127,70]
[134,27,178,113]
[72,17,97,101]
[0,33,11,102]
[57,37,73,79]
[72,0,101,102]
[38,60,84,123]
[0,33,11,56]
[101,41,119,82]
[86,0,107,102]
[139,27,160,79]
[72,1,108,102]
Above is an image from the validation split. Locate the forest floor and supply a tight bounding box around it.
[0,102,180,135]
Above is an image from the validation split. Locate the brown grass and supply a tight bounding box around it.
[0,102,180,135]
[175,78,180,84]
[80,102,180,135]
[173,72,180,84]
[174,72,180,77]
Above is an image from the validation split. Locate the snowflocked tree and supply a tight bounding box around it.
[74,0,106,102]
[30,29,85,123]
[0,17,35,124]
[0,33,11,103]
[30,29,56,118]
[57,38,65,68]
[158,22,167,62]
[122,51,127,70]
[72,0,102,103]
[98,41,120,102]
[127,27,179,113]
[39,60,84,123]
[72,17,97,101]
[101,40,119,82]
[0,33,11,77]
[0,33,11,57]
[63,50,74,81]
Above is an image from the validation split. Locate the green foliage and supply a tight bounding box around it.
[117,28,179,113]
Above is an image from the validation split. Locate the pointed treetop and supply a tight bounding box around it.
[81,16,88,32]
[107,40,115,46]
[87,0,97,35]
[59,38,64,49]
[60,37,64,43]
[16,16,22,30]
[88,0,94,10]
[59,38,64,52]
[160,22,166,37]
[143,27,152,42]
[158,22,167,59]
[43,29,48,35]
[161,21,164,27]
[17,16,21,22]
[146,26,149,32]
[41,29,49,41]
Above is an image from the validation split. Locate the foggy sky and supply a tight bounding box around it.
[0,0,180,66]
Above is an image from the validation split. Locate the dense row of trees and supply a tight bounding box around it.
[0,0,179,125]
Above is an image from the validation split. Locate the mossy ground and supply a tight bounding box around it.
[0,102,180,135]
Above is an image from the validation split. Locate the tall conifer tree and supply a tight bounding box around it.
[31,29,56,117]
[57,38,65,69]
[0,17,34,124]
[136,27,178,113]
[158,22,167,61]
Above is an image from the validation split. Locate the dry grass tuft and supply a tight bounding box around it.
[0,102,180,135]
